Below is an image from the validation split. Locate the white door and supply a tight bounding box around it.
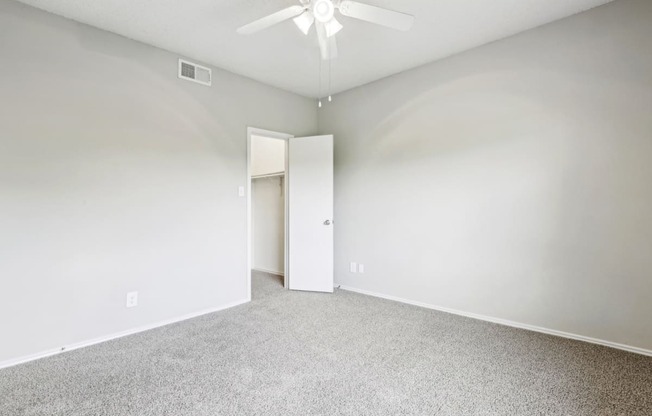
[288,135,334,293]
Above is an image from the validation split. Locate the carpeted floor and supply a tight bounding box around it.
[1,271,651,415]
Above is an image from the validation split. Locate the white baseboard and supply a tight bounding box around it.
[336,285,652,357]
[0,298,249,370]
[252,267,284,276]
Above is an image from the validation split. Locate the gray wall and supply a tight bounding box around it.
[320,0,652,351]
[0,0,316,364]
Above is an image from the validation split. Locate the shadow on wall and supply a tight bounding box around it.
[333,62,652,343]
[5,0,239,160]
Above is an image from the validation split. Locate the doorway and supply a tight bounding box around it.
[247,128,291,299]
[246,127,335,300]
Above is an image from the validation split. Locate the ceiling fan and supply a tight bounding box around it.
[237,0,414,60]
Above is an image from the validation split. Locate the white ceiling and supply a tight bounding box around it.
[16,0,613,97]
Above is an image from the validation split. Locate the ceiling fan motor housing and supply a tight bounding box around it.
[313,0,335,23]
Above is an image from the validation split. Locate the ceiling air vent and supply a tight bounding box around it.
[178,59,212,86]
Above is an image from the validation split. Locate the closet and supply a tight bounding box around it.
[250,135,286,284]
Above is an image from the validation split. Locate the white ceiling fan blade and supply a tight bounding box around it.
[316,22,328,60]
[315,22,337,61]
[325,17,343,38]
[237,5,306,35]
[293,11,315,35]
[315,22,337,60]
[338,1,414,31]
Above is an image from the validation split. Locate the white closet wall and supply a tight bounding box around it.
[252,177,285,275]
[251,135,285,176]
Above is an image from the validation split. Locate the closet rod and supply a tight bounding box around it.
[251,172,285,179]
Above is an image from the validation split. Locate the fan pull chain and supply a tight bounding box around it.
[318,52,322,108]
[328,57,332,102]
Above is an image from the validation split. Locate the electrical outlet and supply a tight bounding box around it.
[126,291,138,308]
[350,262,357,273]
[358,264,365,274]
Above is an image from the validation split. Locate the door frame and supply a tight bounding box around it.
[247,127,293,301]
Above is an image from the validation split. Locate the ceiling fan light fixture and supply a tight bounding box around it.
[325,17,343,37]
[293,11,315,35]
[313,0,335,23]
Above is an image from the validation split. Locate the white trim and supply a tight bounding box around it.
[247,127,293,300]
[0,299,249,370]
[252,267,285,277]
[337,285,652,357]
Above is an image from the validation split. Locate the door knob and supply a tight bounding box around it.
[323,220,331,226]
